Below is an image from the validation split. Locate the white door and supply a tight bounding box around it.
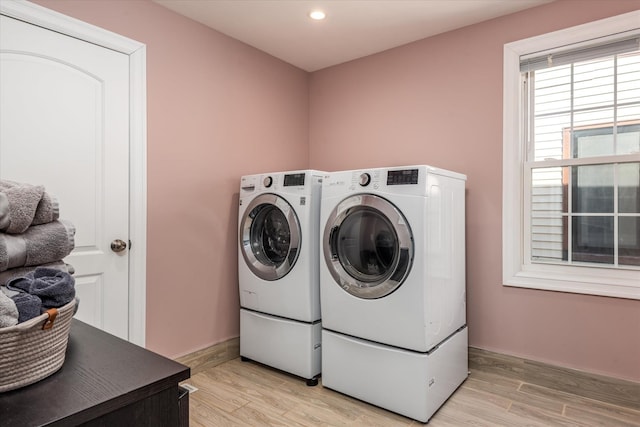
[0,15,130,339]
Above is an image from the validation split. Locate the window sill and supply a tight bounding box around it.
[504,264,640,300]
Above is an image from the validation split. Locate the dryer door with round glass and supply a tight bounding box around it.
[240,194,301,281]
[323,194,413,299]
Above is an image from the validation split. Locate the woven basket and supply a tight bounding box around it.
[0,299,76,392]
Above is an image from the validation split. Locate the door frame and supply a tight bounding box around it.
[0,0,147,346]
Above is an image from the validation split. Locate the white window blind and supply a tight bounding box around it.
[520,35,640,72]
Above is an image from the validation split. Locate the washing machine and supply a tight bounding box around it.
[238,170,324,385]
[319,165,468,422]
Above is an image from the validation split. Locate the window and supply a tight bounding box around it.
[503,11,640,299]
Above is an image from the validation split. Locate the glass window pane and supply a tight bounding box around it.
[617,52,640,104]
[617,104,640,124]
[531,214,567,262]
[573,129,614,158]
[572,164,614,213]
[616,123,640,155]
[531,166,568,210]
[619,162,640,213]
[619,216,640,266]
[574,58,614,110]
[531,167,568,262]
[573,108,614,136]
[533,114,570,161]
[534,66,571,116]
[572,216,614,264]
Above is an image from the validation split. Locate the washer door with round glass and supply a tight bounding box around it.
[323,194,413,299]
[240,194,301,281]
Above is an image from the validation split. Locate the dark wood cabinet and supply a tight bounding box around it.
[0,320,190,426]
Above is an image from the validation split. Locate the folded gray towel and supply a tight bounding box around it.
[0,287,19,327]
[0,192,10,231]
[0,261,73,286]
[25,220,75,267]
[0,235,7,272]
[0,180,46,234]
[0,220,75,272]
[32,191,59,226]
[7,267,75,308]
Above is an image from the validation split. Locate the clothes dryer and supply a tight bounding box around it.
[319,165,468,422]
[238,170,324,385]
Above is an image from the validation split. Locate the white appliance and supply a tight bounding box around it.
[319,165,468,422]
[238,170,324,385]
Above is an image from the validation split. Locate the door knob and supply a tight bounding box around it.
[111,239,127,253]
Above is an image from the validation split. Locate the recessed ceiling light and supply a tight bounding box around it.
[309,10,326,20]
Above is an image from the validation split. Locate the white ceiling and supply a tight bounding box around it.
[153,0,553,72]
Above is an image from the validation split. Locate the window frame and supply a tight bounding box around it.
[502,10,640,300]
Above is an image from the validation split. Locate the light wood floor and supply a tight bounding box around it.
[183,348,640,426]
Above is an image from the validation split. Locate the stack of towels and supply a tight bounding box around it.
[0,180,77,328]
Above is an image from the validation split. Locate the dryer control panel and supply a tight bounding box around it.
[240,174,281,192]
[240,170,325,198]
[350,169,382,190]
[283,173,306,187]
[387,168,419,185]
[323,165,465,198]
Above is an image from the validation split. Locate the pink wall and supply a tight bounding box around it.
[309,0,640,382]
[30,0,640,382]
[33,0,309,357]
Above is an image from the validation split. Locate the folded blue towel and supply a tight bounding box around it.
[10,291,42,323]
[7,267,75,308]
[0,261,74,286]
